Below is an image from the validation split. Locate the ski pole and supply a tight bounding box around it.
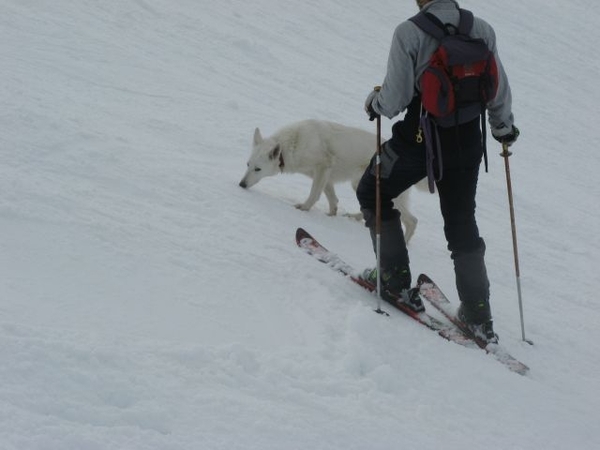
[373,86,387,316]
[500,143,533,345]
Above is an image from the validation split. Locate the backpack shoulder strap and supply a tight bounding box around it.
[409,12,446,40]
[409,8,475,39]
[457,9,474,35]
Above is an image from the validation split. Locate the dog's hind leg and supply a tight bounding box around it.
[295,167,331,212]
[323,183,339,216]
[343,177,364,220]
[394,191,418,244]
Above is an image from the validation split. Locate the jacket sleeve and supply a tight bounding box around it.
[370,22,420,119]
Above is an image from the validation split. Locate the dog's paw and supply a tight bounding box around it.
[295,203,311,211]
[343,212,363,221]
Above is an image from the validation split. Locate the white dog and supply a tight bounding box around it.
[239,119,423,242]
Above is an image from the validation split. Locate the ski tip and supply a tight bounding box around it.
[417,273,433,286]
[295,227,310,243]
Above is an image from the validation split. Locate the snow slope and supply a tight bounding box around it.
[2,0,599,449]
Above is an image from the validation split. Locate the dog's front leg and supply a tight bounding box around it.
[295,167,331,212]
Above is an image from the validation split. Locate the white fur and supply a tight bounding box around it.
[239,119,425,242]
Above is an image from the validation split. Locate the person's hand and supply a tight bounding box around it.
[364,89,379,121]
[492,125,520,146]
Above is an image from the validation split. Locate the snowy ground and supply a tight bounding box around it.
[2,0,600,449]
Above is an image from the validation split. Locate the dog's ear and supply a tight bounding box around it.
[253,128,263,145]
[269,144,281,160]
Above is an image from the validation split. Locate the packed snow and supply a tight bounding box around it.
[2,0,599,449]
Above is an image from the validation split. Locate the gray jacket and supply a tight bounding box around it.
[370,0,514,136]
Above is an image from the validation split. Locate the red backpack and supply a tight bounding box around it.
[410,9,499,192]
[410,9,499,127]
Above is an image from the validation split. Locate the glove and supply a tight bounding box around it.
[492,125,520,146]
[364,89,380,121]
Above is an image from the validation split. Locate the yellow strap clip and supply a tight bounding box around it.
[416,128,424,144]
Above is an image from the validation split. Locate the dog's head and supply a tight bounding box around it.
[239,127,282,189]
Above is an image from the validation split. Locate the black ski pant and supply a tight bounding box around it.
[356,119,491,322]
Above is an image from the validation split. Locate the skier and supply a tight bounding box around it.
[357,0,519,342]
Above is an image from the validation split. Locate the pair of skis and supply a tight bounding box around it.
[296,228,529,376]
